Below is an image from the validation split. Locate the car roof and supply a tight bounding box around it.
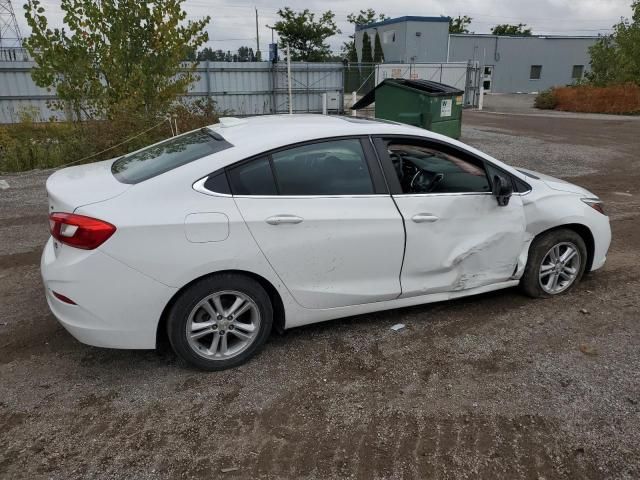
[206,114,434,151]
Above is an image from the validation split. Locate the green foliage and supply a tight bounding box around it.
[341,9,386,62]
[0,99,221,173]
[449,15,472,34]
[236,46,256,62]
[341,41,358,62]
[361,33,373,63]
[534,89,558,110]
[0,121,85,173]
[23,0,210,121]
[197,47,226,61]
[274,8,340,61]
[373,31,384,63]
[491,23,532,36]
[346,9,387,26]
[588,1,640,86]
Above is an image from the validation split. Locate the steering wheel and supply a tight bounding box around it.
[410,171,444,193]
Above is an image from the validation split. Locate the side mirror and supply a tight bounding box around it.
[492,174,513,206]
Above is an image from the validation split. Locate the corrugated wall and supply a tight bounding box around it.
[448,35,597,93]
[0,60,344,123]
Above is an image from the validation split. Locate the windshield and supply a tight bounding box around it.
[112,129,232,184]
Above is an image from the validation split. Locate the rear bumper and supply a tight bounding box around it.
[41,238,177,349]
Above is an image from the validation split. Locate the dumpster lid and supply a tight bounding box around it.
[352,79,464,110]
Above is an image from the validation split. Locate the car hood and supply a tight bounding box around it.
[46,158,130,212]
[518,168,595,197]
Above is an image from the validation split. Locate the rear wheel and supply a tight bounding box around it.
[520,229,587,298]
[167,274,273,370]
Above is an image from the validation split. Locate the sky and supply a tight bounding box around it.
[9,0,635,54]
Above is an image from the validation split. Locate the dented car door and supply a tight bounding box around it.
[374,137,527,297]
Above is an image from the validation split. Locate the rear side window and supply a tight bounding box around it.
[227,157,278,195]
[271,139,374,195]
[112,129,232,184]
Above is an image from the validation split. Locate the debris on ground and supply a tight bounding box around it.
[220,467,239,473]
[390,323,406,332]
[579,343,598,356]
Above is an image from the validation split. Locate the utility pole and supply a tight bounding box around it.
[287,44,292,114]
[254,7,261,61]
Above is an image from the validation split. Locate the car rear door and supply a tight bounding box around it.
[374,136,527,297]
[228,137,405,309]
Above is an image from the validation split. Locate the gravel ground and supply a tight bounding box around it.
[1,110,639,479]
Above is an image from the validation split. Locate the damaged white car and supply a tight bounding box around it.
[41,115,611,370]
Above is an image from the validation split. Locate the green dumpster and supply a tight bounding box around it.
[351,79,465,139]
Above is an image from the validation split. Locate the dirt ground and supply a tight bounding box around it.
[1,108,639,480]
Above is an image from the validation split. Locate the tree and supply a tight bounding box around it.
[197,46,257,62]
[237,46,255,62]
[273,8,340,61]
[361,32,373,63]
[341,41,358,62]
[342,9,386,62]
[373,31,384,63]
[184,46,197,61]
[449,15,472,34]
[346,8,387,26]
[588,1,640,85]
[197,47,226,61]
[23,0,210,121]
[491,23,532,36]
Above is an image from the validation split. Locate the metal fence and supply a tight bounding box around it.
[0,58,345,123]
[188,61,344,116]
[343,63,376,95]
[0,54,483,123]
[375,62,481,107]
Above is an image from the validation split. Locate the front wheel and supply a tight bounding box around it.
[520,229,587,298]
[167,274,273,370]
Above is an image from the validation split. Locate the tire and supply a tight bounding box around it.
[520,229,587,298]
[167,273,273,371]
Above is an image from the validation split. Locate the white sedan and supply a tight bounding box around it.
[41,115,611,370]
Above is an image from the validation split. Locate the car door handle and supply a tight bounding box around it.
[265,215,304,225]
[412,214,439,223]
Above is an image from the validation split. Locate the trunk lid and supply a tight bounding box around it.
[46,158,130,213]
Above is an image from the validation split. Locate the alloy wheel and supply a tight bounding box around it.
[186,290,261,360]
[538,242,581,295]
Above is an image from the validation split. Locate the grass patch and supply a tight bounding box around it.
[535,84,640,115]
[0,99,221,173]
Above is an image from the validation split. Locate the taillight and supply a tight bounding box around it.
[49,212,116,250]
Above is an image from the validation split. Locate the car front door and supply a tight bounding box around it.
[229,137,405,309]
[374,136,527,297]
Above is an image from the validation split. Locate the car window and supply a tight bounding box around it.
[203,171,231,195]
[227,156,278,195]
[387,143,491,194]
[112,129,232,184]
[271,139,374,196]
